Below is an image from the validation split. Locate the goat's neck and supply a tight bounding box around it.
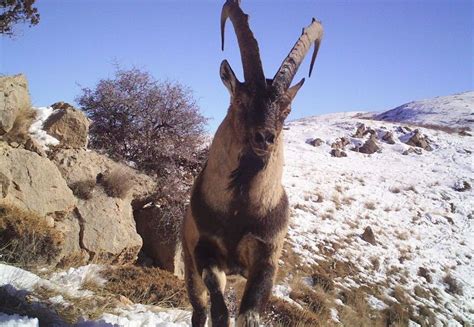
[201,117,284,215]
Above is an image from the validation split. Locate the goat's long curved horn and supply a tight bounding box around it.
[273,18,323,94]
[221,0,266,89]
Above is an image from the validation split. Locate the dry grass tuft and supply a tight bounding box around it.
[3,107,37,143]
[382,302,411,327]
[97,265,188,307]
[0,204,63,267]
[338,287,385,326]
[101,168,134,199]
[417,267,432,283]
[264,296,325,327]
[443,273,463,295]
[69,179,96,200]
[289,284,332,321]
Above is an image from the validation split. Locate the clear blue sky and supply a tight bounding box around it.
[1,0,472,132]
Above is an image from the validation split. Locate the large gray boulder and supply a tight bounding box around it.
[75,188,143,264]
[0,75,30,135]
[0,144,76,218]
[43,102,90,149]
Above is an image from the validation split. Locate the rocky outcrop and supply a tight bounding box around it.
[43,102,89,149]
[75,188,142,264]
[134,205,184,278]
[0,145,76,218]
[357,134,380,154]
[0,75,30,135]
[361,226,376,245]
[405,129,432,151]
[50,149,156,200]
[402,147,422,155]
[330,148,347,157]
[382,131,395,144]
[308,138,324,147]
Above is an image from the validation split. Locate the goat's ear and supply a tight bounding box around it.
[220,60,239,96]
[286,78,305,100]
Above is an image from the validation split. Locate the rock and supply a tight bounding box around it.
[24,137,47,157]
[43,103,89,149]
[361,226,376,245]
[459,130,472,137]
[454,180,471,192]
[402,147,422,155]
[331,137,350,150]
[330,148,347,157]
[0,145,76,218]
[50,148,156,201]
[382,131,396,144]
[55,210,88,263]
[353,124,366,138]
[0,75,30,135]
[134,205,184,278]
[75,187,142,264]
[405,129,432,151]
[309,138,324,147]
[357,134,380,154]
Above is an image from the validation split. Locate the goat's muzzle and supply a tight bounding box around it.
[251,129,276,156]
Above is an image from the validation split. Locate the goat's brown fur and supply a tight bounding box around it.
[182,1,323,326]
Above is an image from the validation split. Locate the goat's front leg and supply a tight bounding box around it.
[194,238,229,327]
[237,239,279,327]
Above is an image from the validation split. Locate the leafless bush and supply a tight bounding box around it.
[101,168,134,199]
[76,67,207,176]
[77,67,208,237]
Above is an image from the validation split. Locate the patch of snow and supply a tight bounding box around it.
[29,107,60,149]
[0,313,38,327]
[373,91,474,130]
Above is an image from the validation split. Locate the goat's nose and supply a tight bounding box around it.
[255,130,275,145]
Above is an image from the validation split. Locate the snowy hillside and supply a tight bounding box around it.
[372,91,474,131]
[1,111,473,326]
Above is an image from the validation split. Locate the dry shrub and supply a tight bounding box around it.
[101,168,134,199]
[338,287,385,327]
[413,285,430,300]
[69,179,96,200]
[382,302,411,327]
[443,273,463,295]
[99,265,188,307]
[264,296,323,327]
[3,107,37,144]
[0,204,63,267]
[311,272,334,293]
[289,284,332,320]
[417,267,432,283]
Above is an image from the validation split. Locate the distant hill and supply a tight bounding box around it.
[373,91,474,130]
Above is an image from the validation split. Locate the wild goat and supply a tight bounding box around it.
[182,1,323,326]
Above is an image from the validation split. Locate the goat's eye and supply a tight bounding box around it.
[255,132,265,144]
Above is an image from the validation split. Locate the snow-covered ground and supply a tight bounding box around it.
[1,94,473,326]
[372,91,474,130]
[282,112,473,325]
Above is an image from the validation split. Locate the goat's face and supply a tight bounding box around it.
[219,0,322,161]
[220,60,305,158]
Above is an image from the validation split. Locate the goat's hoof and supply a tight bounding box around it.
[236,311,260,327]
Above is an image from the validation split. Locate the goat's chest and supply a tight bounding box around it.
[191,187,289,254]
